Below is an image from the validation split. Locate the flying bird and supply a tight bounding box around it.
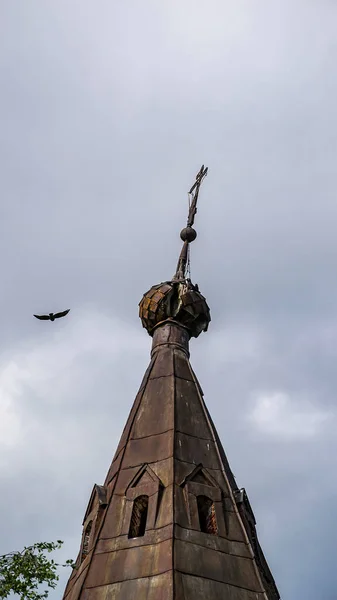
[34,309,70,321]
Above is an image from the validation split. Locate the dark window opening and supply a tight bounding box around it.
[81,520,92,562]
[197,495,218,535]
[128,495,149,538]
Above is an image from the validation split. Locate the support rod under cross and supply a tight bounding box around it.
[172,165,208,281]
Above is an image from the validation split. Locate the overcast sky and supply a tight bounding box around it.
[1,1,337,598]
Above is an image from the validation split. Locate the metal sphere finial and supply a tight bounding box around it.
[180,227,197,243]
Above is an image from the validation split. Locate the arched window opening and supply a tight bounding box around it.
[128,495,149,539]
[81,521,93,562]
[197,495,218,535]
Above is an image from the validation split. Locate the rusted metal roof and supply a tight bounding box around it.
[62,320,280,600]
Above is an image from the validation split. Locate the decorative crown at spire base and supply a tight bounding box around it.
[139,279,210,338]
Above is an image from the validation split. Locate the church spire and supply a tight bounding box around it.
[62,167,280,600]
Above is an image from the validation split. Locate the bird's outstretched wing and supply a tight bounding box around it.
[54,309,70,319]
[34,314,50,320]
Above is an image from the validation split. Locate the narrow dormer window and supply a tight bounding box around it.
[81,520,93,562]
[128,495,149,538]
[197,495,218,535]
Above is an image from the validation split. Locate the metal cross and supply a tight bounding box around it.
[173,165,208,281]
[186,164,208,228]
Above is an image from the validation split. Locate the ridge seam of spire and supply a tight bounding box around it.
[96,525,250,546]
[124,429,215,443]
[98,522,173,541]
[187,363,270,599]
[151,342,189,357]
[110,458,239,480]
[63,564,89,598]
[74,357,157,599]
[174,570,267,596]
[91,536,255,560]
[172,339,177,599]
[84,568,173,589]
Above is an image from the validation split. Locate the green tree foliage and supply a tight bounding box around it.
[0,541,75,600]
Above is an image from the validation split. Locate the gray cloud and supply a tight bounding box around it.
[1,1,337,598]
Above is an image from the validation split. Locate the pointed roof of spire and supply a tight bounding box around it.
[62,167,280,600]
